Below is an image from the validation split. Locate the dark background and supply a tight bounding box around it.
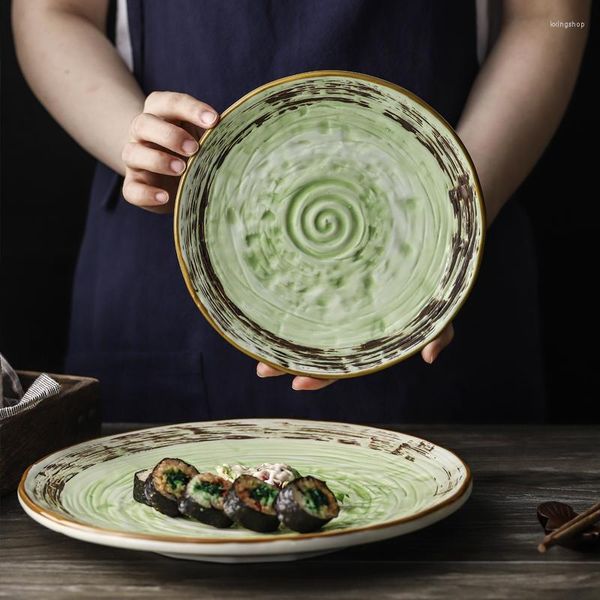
[1,2,598,422]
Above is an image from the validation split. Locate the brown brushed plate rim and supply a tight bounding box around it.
[173,70,486,379]
[18,418,472,545]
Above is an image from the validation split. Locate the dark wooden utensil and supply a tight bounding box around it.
[537,500,600,552]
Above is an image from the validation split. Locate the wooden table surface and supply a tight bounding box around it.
[2,424,599,599]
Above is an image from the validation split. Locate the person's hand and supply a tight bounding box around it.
[121,92,219,214]
[256,322,455,390]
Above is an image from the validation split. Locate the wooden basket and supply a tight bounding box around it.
[0,371,100,495]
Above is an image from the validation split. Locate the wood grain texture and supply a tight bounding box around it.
[1,424,598,599]
[0,372,100,495]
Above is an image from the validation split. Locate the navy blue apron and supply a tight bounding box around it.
[65,0,545,423]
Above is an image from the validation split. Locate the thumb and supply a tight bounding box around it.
[421,322,455,364]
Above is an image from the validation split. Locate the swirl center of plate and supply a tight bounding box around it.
[204,98,452,348]
[285,179,366,260]
[176,75,485,373]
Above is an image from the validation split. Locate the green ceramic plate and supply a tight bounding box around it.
[175,70,485,379]
[19,419,471,563]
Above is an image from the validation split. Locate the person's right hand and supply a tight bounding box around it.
[121,92,219,214]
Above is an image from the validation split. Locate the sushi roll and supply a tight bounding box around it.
[275,476,339,533]
[133,468,152,505]
[223,474,280,533]
[216,463,301,488]
[144,458,199,517]
[178,473,233,528]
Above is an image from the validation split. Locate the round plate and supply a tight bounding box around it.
[19,419,471,563]
[174,70,485,378]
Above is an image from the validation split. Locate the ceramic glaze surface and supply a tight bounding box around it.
[176,72,484,375]
[205,101,452,348]
[19,420,472,561]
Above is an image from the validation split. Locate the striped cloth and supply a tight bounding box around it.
[0,354,61,421]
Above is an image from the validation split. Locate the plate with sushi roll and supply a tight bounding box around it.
[18,418,472,563]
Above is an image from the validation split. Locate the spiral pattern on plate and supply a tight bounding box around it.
[285,179,367,259]
[176,73,485,375]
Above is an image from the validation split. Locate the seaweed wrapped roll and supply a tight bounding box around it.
[275,476,339,532]
[133,468,152,505]
[224,474,280,532]
[144,458,199,517]
[178,473,233,528]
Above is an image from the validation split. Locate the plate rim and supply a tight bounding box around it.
[172,69,487,379]
[18,418,472,546]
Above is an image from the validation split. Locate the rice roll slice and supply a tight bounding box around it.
[223,474,280,532]
[178,473,233,528]
[133,468,152,505]
[275,476,340,532]
[144,458,199,517]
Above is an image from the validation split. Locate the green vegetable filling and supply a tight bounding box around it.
[193,481,222,497]
[304,487,329,514]
[165,470,189,494]
[250,484,278,507]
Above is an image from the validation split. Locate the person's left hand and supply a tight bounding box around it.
[256,322,455,390]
